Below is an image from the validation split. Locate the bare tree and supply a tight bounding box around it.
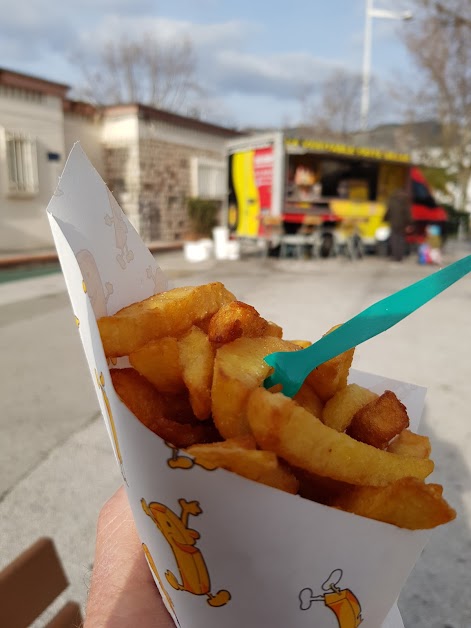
[300,69,385,141]
[73,33,204,116]
[307,70,360,141]
[400,0,471,211]
[434,1,471,28]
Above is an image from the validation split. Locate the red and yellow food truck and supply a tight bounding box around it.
[227,132,447,252]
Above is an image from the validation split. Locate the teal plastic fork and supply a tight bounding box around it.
[264,255,471,398]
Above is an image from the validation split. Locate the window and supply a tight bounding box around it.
[0,85,43,103]
[191,157,225,199]
[5,132,39,196]
[412,180,437,208]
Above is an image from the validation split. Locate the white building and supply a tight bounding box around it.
[0,68,69,252]
[0,68,238,254]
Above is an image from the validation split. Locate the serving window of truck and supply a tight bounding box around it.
[227,132,446,248]
[284,138,410,244]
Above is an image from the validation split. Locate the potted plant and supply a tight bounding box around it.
[184,198,220,262]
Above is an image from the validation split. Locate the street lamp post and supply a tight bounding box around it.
[360,2,413,132]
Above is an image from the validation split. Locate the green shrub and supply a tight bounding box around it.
[187,198,220,237]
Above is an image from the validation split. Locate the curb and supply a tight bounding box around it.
[0,242,184,270]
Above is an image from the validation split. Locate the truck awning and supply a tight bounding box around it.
[410,168,448,222]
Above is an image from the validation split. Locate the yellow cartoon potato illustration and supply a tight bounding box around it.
[166,443,215,471]
[142,543,179,622]
[299,569,362,628]
[167,444,195,470]
[141,497,231,607]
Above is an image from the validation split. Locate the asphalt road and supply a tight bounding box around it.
[0,245,470,627]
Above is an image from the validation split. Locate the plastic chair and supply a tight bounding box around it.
[280,215,323,259]
[0,537,82,628]
[280,232,307,259]
[259,215,284,257]
[334,219,364,260]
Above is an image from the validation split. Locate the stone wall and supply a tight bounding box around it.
[138,139,223,242]
[103,137,225,242]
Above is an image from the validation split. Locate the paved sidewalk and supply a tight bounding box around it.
[0,242,470,627]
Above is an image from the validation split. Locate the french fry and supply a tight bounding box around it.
[195,314,214,334]
[100,282,453,531]
[110,368,219,447]
[211,336,300,439]
[265,321,283,338]
[427,483,444,498]
[186,437,299,494]
[247,388,434,487]
[129,337,185,393]
[290,340,311,349]
[305,326,354,402]
[331,478,456,530]
[178,326,215,420]
[323,384,378,432]
[293,383,324,419]
[98,282,235,357]
[208,301,270,345]
[387,429,431,459]
[187,436,275,471]
[347,391,410,449]
[294,467,351,506]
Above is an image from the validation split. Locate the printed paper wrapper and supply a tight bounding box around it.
[47,145,432,628]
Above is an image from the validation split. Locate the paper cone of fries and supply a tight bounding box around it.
[47,144,440,628]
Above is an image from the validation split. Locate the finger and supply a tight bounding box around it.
[85,487,174,628]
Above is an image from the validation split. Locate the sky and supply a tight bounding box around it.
[0,0,416,129]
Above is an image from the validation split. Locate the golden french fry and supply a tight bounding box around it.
[110,368,219,447]
[129,337,184,393]
[260,461,300,495]
[347,390,410,449]
[305,326,354,402]
[208,301,270,345]
[290,340,311,349]
[98,282,235,357]
[427,483,444,498]
[178,326,215,420]
[293,383,323,419]
[102,281,454,531]
[265,321,283,338]
[187,436,273,469]
[331,477,456,530]
[195,314,214,334]
[323,384,378,432]
[211,336,300,439]
[387,429,431,459]
[186,437,299,494]
[247,388,434,487]
[294,467,350,506]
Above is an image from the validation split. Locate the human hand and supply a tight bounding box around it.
[85,486,174,627]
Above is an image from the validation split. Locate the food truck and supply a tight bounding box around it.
[226,131,447,252]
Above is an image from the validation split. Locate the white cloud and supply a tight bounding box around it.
[0,5,357,125]
[77,15,344,101]
[78,15,255,52]
[211,50,343,98]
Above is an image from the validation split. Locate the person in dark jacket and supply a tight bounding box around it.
[385,189,412,262]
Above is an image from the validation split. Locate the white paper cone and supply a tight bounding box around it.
[47,144,432,628]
